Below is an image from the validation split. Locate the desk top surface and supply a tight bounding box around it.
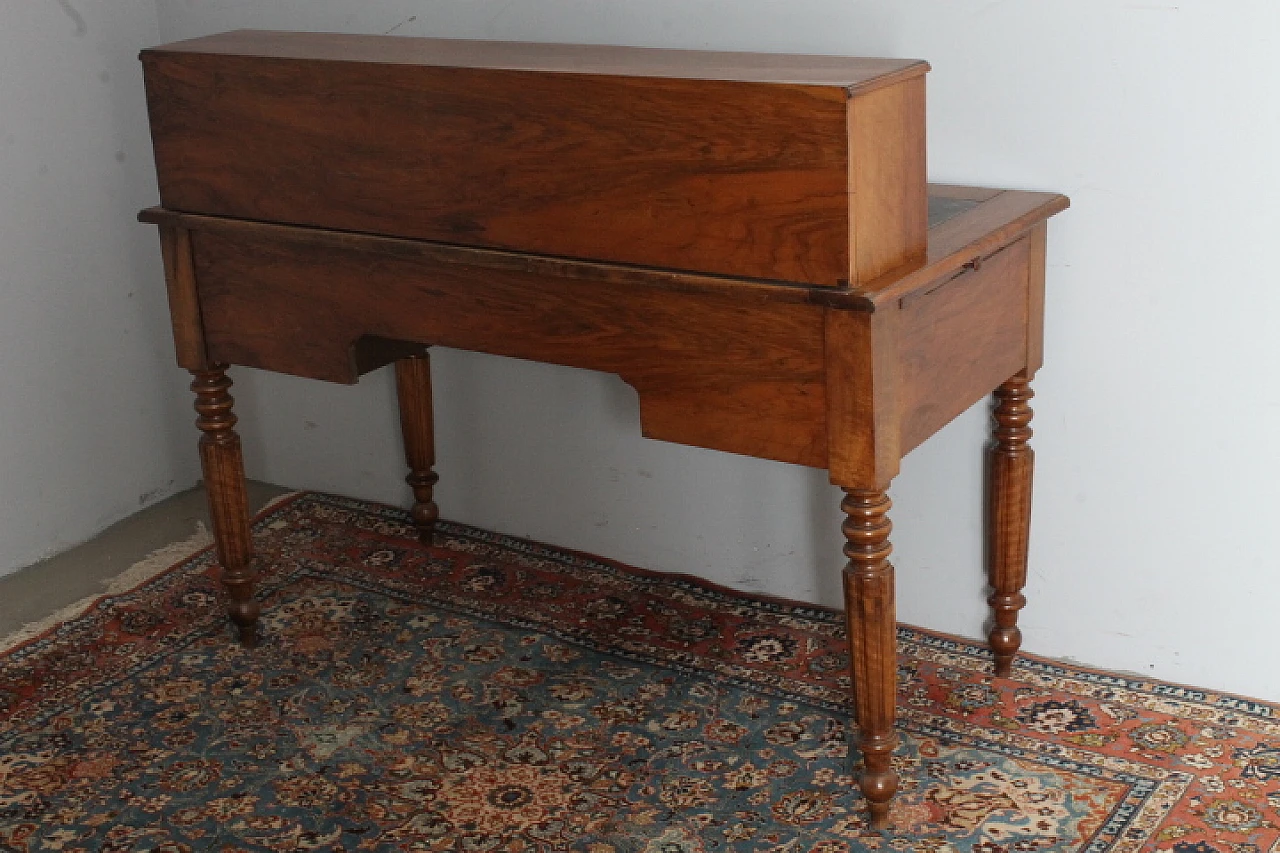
[144,30,927,92]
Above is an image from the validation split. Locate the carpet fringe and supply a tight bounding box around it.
[0,523,214,655]
[0,490,304,656]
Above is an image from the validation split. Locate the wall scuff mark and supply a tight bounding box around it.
[54,0,87,36]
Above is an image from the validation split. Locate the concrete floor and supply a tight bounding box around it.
[0,481,291,638]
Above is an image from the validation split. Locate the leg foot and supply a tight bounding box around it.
[395,352,439,545]
[841,488,899,829]
[988,373,1035,676]
[191,365,259,645]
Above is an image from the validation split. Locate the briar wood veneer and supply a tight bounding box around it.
[139,31,1067,828]
[141,30,927,287]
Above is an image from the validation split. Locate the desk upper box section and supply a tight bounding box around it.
[141,30,928,287]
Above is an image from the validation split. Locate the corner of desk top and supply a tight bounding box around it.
[139,29,255,58]
[841,59,930,99]
[825,187,1070,310]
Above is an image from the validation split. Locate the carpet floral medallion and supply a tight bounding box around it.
[0,492,1277,852]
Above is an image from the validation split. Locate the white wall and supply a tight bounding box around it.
[151,1,1280,700]
[0,1,197,574]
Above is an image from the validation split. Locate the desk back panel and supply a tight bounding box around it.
[189,225,831,467]
[141,31,927,287]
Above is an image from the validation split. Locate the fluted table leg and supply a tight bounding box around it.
[395,352,439,545]
[190,365,259,645]
[841,488,899,829]
[988,372,1035,676]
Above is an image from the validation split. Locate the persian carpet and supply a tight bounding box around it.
[0,492,1276,853]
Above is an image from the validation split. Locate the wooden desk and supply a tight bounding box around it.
[138,31,1067,827]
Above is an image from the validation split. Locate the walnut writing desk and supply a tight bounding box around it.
[138,30,1068,827]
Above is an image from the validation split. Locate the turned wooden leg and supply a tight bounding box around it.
[191,365,259,646]
[841,488,899,830]
[394,352,439,545]
[988,372,1035,677]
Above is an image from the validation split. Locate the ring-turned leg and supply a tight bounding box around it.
[395,352,439,544]
[841,488,899,829]
[988,372,1035,676]
[191,365,259,646]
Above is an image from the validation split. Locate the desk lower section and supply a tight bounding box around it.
[158,214,1034,478]
[193,225,832,468]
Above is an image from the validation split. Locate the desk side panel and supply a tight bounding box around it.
[896,237,1030,454]
[144,52,853,286]
[848,74,927,284]
[189,227,830,467]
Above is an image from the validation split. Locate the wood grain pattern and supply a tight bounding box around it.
[141,32,928,286]
[841,488,899,829]
[157,226,207,370]
[988,374,1035,676]
[825,309,899,490]
[896,237,1031,455]
[848,74,927,283]
[395,353,440,545]
[190,365,258,645]
[189,226,830,468]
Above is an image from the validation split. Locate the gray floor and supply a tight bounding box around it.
[0,481,290,638]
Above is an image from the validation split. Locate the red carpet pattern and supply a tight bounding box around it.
[0,492,1276,851]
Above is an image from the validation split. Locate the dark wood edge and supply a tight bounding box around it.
[354,337,432,377]
[138,184,1067,314]
[892,241,1017,310]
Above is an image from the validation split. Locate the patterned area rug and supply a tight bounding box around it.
[0,492,1277,852]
